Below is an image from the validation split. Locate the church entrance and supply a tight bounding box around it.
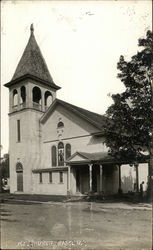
[92,165,98,193]
[17,172,23,191]
[76,169,80,192]
[73,164,101,195]
[16,162,23,192]
[75,166,90,194]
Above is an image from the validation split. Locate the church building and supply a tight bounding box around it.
[5,25,148,196]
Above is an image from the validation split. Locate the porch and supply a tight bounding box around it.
[69,164,120,196]
[66,151,146,196]
[66,152,123,196]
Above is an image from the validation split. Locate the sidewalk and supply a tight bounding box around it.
[0,193,67,203]
[0,193,152,210]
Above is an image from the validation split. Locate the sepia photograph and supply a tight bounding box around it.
[0,0,152,249]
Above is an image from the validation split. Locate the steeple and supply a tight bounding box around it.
[5,25,60,114]
[5,24,60,90]
[30,23,34,34]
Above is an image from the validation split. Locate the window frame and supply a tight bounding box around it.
[57,121,64,128]
[65,143,71,160]
[39,173,42,183]
[58,142,64,166]
[59,172,64,183]
[51,145,57,167]
[17,119,21,142]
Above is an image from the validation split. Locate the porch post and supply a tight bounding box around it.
[99,165,103,193]
[89,164,93,193]
[118,165,122,194]
[134,162,139,192]
[67,165,71,195]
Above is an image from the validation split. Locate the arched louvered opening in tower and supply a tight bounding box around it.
[20,86,26,108]
[32,86,42,110]
[12,89,18,111]
[44,91,53,110]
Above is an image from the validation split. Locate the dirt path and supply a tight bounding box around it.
[1,202,152,249]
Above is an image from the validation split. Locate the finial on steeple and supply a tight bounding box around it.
[30,24,34,34]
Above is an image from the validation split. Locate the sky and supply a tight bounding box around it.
[1,0,152,155]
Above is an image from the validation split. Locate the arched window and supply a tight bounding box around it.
[57,121,64,128]
[52,145,57,166]
[20,86,26,104]
[45,91,53,109]
[65,144,71,160]
[16,162,23,192]
[13,89,18,106]
[20,86,26,108]
[58,142,64,166]
[32,86,41,109]
[16,162,23,172]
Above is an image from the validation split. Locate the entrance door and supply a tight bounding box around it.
[76,166,89,194]
[92,166,98,193]
[17,172,23,191]
[76,169,80,192]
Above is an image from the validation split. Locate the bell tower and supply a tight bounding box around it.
[4,25,60,194]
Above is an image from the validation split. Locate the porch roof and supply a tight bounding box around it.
[66,151,119,165]
[66,151,149,166]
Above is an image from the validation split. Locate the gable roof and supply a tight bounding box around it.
[5,25,60,90]
[40,98,108,132]
[66,151,117,164]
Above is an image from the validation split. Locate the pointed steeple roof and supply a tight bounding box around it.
[5,24,60,89]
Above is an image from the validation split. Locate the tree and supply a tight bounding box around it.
[0,145,3,192]
[104,30,153,200]
[0,154,9,192]
[1,154,9,178]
